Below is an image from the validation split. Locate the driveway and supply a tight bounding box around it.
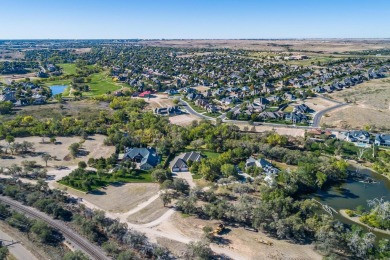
[172,171,196,188]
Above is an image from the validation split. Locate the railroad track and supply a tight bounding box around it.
[0,196,109,260]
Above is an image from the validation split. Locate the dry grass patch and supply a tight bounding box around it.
[156,213,321,260]
[66,183,160,213]
[127,197,169,224]
[329,77,390,110]
[321,105,390,130]
[169,114,200,126]
[0,135,114,168]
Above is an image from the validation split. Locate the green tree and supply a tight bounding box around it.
[78,161,87,169]
[220,163,237,178]
[63,250,89,260]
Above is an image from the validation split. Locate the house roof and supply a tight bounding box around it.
[173,158,187,169]
[124,147,159,167]
[182,151,202,162]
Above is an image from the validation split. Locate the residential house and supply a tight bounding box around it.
[253,97,270,106]
[154,106,181,116]
[123,147,159,170]
[375,134,390,147]
[294,104,310,114]
[171,151,202,172]
[345,131,371,144]
[285,112,308,124]
[245,157,279,176]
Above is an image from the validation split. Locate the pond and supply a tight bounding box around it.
[313,165,390,240]
[50,85,67,96]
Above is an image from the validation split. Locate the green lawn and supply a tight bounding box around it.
[188,101,207,113]
[85,71,126,96]
[283,106,294,113]
[42,70,126,97]
[58,63,77,75]
[58,169,153,192]
[202,151,220,159]
[204,112,222,118]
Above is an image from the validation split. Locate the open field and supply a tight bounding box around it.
[1,99,111,121]
[86,71,127,96]
[322,77,390,130]
[328,77,390,110]
[321,105,390,130]
[140,93,175,109]
[234,123,306,137]
[141,39,390,53]
[298,96,340,112]
[41,70,127,96]
[127,197,169,224]
[0,134,114,168]
[192,85,210,92]
[156,213,322,260]
[64,183,160,213]
[0,72,39,84]
[169,114,200,126]
[58,63,77,75]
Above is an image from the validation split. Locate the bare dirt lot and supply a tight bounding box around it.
[127,197,169,224]
[234,123,306,137]
[156,213,322,260]
[169,114,200,126]
[297,96,339,112]
[328,77,390,110]
[64,183,160,213]
[192,85,210,93]
[322,77,390,130]
[321,105,390,130]
[0,134,114,168]
[138,94,175,109]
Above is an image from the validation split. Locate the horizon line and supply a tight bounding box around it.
[1,38,390,41]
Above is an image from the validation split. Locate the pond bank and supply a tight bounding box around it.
[339,209,390,236]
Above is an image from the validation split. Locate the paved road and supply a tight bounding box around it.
[0,196,109,260]
[182,96,350,130]
[179,99,215,120]
[312,103,348,127]
[0,229,38,260]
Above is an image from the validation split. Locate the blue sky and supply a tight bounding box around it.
[1,0,389,39]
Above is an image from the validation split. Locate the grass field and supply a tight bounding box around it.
[58,169,153,192]
[84,71,126,96]
[58,63,77,75]
[42,70,127,96]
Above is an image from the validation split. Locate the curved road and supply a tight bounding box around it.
[0,196,109,260]
[311,103,348,127]
[181,97,348,129]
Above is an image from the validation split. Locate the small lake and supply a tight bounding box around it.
[50,85,67,96]
[313,165,390,240]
